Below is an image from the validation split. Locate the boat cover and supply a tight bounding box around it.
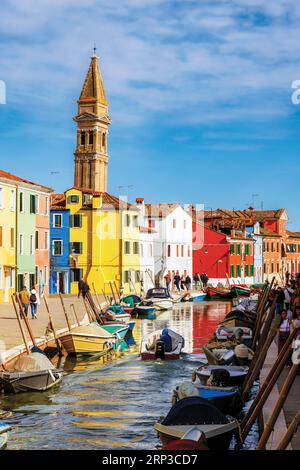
[161,397,229,426]
[11,352,55,372]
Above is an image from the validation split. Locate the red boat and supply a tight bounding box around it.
[206,287,234,300]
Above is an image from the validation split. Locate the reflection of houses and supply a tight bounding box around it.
[136,199,192,285]
[50,194,70,294]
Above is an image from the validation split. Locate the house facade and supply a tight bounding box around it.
[136,199,193,286]
[50,194,70,294]
[0,175,16,303]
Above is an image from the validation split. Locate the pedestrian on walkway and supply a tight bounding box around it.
[30,287,40,319]
[174,272,181,292]
[78,279,85,298]
[275,287,285,315]
[180,275,186,291]
[19,286,30,318]
[201,273,209,289]
[193,273,200,290]
[164,273,171,294]
[185,274,192,291]
[277,310,291,355]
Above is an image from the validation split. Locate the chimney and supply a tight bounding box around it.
[136,197,144,205]
[135,197,145,223]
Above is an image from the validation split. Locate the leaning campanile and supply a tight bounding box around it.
[74,50,111,192]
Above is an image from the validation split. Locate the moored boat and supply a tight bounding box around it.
[134,302,156,316]
[230,285,251,297]
[141,328,184,360]
[145,288,173,310]
[172,382,243,417]
[0,423,11,450]
[206,287,233,300]
[193,364,249,387]
[215,325,253,348]
[59,323,115,356]
[154,397,238,450]
[0,353,63,394]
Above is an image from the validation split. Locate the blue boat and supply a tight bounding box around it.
[0,423,11,450]
[173,383,243,417]
[134,304,156,316]
[189,293,207,302]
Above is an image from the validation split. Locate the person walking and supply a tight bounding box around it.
[78,278,85,298]
[185,274,192,291]
[19,286,30,318]
[180,275,186,291]
[201,273,209,289]
[164,273,171,294]
[29,287,40,319]
[193,273,200,290]
[284,284,294,310]
[277,310,291,355]
[275,287,285,315]
[174,272,181,292]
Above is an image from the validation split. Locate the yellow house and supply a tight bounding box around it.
[0,174,16,303]
[65,188,141,295]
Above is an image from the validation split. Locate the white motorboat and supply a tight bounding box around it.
[145,288,173,311]
[141,328,184,360]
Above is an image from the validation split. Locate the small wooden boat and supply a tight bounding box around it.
[172,382,243,417]
[105,306,135,331]
[215,326,253,348]
[181,292,207,302]
[141,328,184,360]
[134,302,156,316]
[59,323,115,356]
[206,287,233,300]
[100,322,129,341]
[0,423,11,449]
[193,365,249,387]
[154,397,238,450]
[231,285,251,297]
[121,294,142,307]
[145,288,173,310]
[0,353,63,393]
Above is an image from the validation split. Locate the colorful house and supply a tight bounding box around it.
[0,170,52,301]
[50,194,70,294]
[192,221,230,286]
[135,199,193,286]
[0,174,16,303]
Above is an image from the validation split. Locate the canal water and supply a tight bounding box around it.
[1,301,256,450]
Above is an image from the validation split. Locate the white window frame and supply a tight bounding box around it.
[44,231,49,250]
[45,196,49,215]
[10,190,15,211]
[53,240,63,257]
[53,213,63,228]
[44,265,48,285]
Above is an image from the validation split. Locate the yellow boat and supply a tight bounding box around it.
[59,324,115,356]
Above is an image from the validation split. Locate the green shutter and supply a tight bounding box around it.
[230,265,235,277]
[231,244,235,254]
[237,244,241,255]
[237,265,241,277]
[245,244,249,255]
[245,265,249,276]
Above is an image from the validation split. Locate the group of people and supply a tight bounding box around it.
[164,272,209,293]
[19,286,40,319]
[273,276,300,357]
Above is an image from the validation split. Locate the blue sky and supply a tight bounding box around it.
[1,0,300,228]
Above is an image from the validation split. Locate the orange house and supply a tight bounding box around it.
[228,233,255,283]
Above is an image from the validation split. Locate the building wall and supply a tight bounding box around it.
[192,223,230,286]
[262,236,282,283]
[139,230,155,294]
[229,238,255,285]
[16,187,36,292]
[50,209,70,294]
[0,181,16,303]
[35,192,50,296]
[165,207,193,279]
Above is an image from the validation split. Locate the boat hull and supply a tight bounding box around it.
[189,294,207,302]
[195,365,248,387]
[141,351,180,361]
[134,305,156,316]
[59,333,114,356]
[0,370,63,394]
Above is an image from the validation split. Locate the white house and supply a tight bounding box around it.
[135,199,193,287]
[138,225,155,294]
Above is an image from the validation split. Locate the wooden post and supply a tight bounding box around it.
[114,280,121,303]
[11,295,30,354]
[59,293,72,331]
[239,328,299,444]
[15,293,37,347]
[109,281,117,304]
[43,296,62,353]
[102,287,111,305]
[276,410,300,450]
[92,282,103,310]
[257,350,300,450]
[70,303,80,326]
[251,278,274,350]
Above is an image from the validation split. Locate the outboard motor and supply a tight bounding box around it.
[155,340,165,360]
[208,368,231,387]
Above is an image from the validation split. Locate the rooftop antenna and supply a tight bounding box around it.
[251,193,259,208]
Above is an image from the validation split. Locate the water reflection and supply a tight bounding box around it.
[2,301,233,450]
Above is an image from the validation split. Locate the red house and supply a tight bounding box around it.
[193,221,230,284]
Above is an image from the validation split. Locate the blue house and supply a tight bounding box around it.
[50,195,70,294]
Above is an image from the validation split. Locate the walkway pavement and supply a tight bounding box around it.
[0,294,106,362]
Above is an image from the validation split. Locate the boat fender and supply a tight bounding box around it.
[155,340,165,360]
[48,369,56,383]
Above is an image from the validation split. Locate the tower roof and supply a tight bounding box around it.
[78,53,108,106]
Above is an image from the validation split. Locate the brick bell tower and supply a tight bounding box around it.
[74,49,111,192]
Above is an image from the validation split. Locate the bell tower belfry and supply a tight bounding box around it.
[74,50,111,192]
